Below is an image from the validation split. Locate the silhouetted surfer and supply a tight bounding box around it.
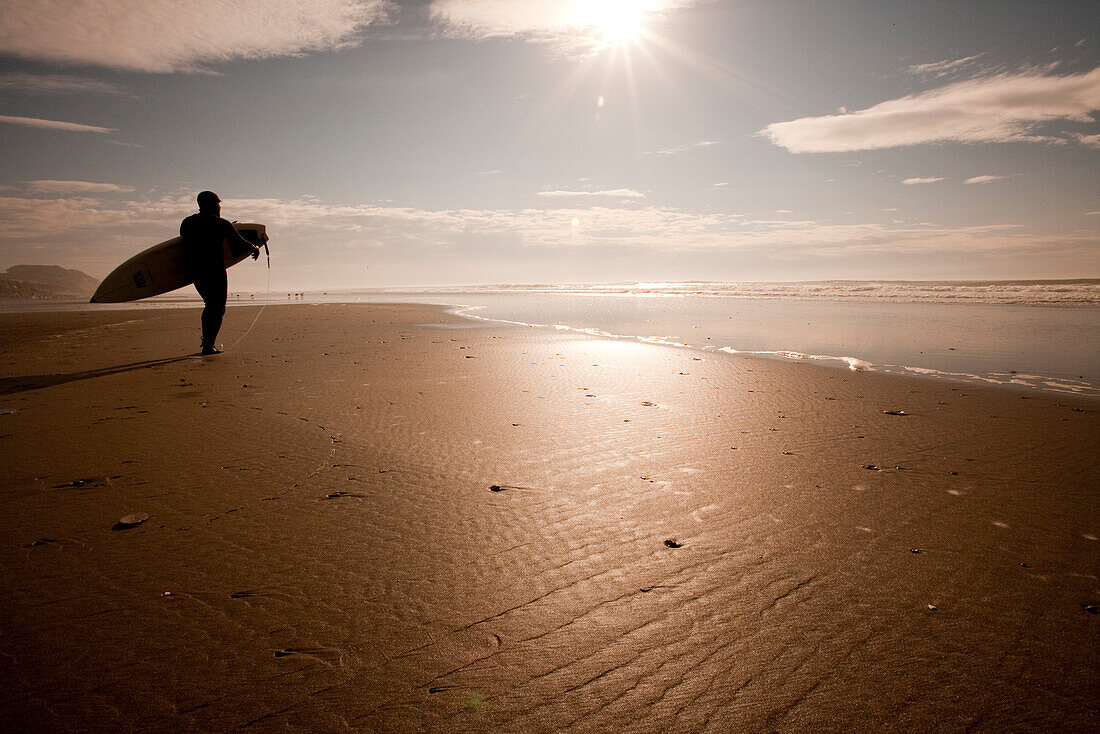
[180,191,260,355]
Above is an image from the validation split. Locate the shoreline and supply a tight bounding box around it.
[3,294,1095,401]
[448,302,1100,402]
[1,303,1097,731]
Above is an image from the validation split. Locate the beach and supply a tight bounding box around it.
[1,303,1097,731]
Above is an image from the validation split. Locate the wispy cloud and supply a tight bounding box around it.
[0,0,387,73]
[640,140,718,156]
[3,193,1093,274]
[26,180,134,194]
[902,177,945,185]
[761,66,1100,153]
[0,192,1096,288]
[0,115,116,134]
[907,54,986,78]
[537,188,645,198]
[0,72,128,95]
[964,175,1009,184]
[429,0,702,55]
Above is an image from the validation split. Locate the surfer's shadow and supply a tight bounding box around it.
[0,356,193,396]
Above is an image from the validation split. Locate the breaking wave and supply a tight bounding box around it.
[414,279,1100,306]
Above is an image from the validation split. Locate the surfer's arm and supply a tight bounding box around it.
[223,219,261,259]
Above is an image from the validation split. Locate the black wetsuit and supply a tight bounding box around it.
[180,212,256,350]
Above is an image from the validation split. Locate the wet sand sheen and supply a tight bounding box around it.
[0,304,1097,732]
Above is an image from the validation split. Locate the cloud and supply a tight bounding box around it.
[537,188,645,198]
[0,115,116,134]
[0,72,128,95]
[26,180,134,194]
[907,54,985,78]
[640,140,719,156]
[964,175,1009,184]
[0,0,387,73]
[429,0,701,55]
[902,177,945,185]
[761,66,1100,153]
[0,191,1086,257]
[2,193,1096,286]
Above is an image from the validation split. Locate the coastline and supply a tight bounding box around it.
[1,303,1097,731]
[3,287,1097,399]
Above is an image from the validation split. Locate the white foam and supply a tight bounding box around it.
[891,364,1096,396]
[425,280,1100,306]
[718,346,872,371]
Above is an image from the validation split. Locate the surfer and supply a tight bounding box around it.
[180,191,261,355]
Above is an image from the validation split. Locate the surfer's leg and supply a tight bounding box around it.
[194,271,228,350]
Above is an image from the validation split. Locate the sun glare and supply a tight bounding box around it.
[574,0,656,46]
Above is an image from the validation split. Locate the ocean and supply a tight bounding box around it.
[344,280,1100,398]
[5,280,1098,398]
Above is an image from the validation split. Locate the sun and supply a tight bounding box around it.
[574,0,655,47]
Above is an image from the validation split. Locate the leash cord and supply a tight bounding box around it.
[224,243,271,353]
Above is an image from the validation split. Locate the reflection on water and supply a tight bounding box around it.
[4,287,1097,397]
[440,294,1098,397]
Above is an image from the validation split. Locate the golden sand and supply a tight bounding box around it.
[1,304,1097,731]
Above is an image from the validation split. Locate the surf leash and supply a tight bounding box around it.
[223,238,271,353]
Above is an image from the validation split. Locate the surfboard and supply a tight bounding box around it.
[90,223,268,303]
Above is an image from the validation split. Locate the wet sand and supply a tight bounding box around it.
[1,304,1097,732]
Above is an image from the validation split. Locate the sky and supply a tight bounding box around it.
[0,0,1098,291]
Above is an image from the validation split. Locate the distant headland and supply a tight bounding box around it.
[0,265,99,298]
